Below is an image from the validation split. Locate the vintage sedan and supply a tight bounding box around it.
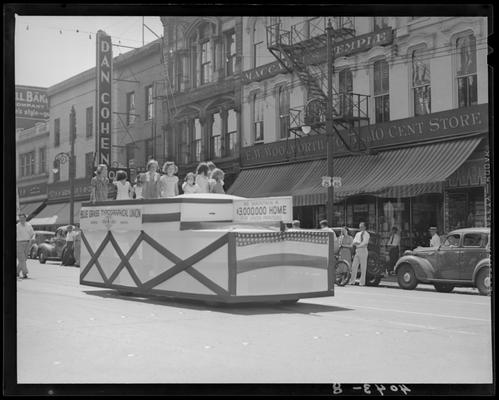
[28,230,55,259]
[332,227,383,286]
[394,227,490,295]
[37,225,74,265]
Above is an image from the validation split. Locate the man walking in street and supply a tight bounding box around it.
[386,226,400,275]
[16,213,35,279]
[349,222,370,286]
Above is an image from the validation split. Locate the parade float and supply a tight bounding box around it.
[79,194,335,303]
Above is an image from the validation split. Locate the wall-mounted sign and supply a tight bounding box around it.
[18,182,48,198]
[15,85,49,130]
[233,196,293,223]
[241,60,291,84]
[80,205,143,231]
[96,30,113,167]
[241,104,488,167]
[48,178,92,201]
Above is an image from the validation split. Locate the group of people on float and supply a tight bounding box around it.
[89,160,225,203]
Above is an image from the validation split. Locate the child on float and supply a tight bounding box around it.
[90,164,109,203]
[142,159,161,199]
[113,170,132,200]
[207,160,224,189]
[160,161,179,198]
[209,168,225,194]
[195,162,210,193]
[132,173,145,199]
[182,172,201,194]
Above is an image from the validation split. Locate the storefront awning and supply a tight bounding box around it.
[228,138,482,206]
[29,201,83,226]
[20,201,45,219]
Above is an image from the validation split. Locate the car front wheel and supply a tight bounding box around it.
[39,251,47,264]
[433,283,455,293]
[397,264,418,290]
[476,267,491,296]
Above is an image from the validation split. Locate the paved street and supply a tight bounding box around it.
[17,259,492,384]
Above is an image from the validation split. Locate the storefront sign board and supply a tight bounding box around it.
[80,205,143,231]
[233,196,293,223]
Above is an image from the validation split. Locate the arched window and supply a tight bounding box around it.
[456,34,477,108]
[192,118,202,162]
[412,48,431,115]
[227,109,237,154]
[373,59,389,123]
[211,113,222,159]
[253,19,267,68]
[253,93,264,143]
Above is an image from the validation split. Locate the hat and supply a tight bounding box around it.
[429,226,437,230]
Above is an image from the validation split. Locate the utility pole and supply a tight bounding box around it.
[326,19,335,227]
[69,105,76,226]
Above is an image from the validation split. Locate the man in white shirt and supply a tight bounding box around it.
[386,226,401,275]
[429,226,441,248]
[63,225,76,266]
[349,222,370,286]
[319,219,339,254]
[17,213,35,279]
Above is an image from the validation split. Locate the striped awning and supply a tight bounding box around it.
[29,201,83,226]
[20,201,45,219]
[228,138,482,206]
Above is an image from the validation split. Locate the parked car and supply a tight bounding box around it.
[28,230,55,259]
[37,225,75,265]
[332,227,383,286]
[394,227,490,295]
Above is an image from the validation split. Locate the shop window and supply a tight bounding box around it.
[54,118,60,147]
[211,113,222,159]
[253,93,264,143]
[373,59,390,123]
[456,34,477,108]
[278,85,290,139]
[145,85,154,120]
[127,92,136,125]
[378,199,411,255]
[86,106,93,138]
[448,187,485,231]
[224,30,236,76]
[346,196,376,229]
[412,48,431,115]
[411,194,443,247]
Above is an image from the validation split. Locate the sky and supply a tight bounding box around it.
[15,15,164,88]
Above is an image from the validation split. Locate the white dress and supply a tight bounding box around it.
[160,175,179,198]
[114,180,131,200]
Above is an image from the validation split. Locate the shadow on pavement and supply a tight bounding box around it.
[378,281,481,296]
[82,289,353,315]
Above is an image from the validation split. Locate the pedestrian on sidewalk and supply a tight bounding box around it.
[319,219,339,254]
[63,225,77,266]
[16,213,35,279]
[338,226,354,262]
[73,226,81,267]
[386,226,401,275]
[349,222,370,286]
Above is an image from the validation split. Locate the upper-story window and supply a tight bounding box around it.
[373,59,390,123]
[38,147,46,174]
[373,17,389,31]
[456,34,477,108]
[338,68,353,117]
[224,30,236,76]
[211,113,222,159]
[86,106,93,138]
[54,118,60,147]
[127,92,136,125]
[19,151,35,177]
[175,56,184,92]
[253,93,264,143]
[412,48,431,116]
[178,121,190,165]
[253,19,267,69]
[192,118,202,162]
[145,85,154,120]
[85,152,94,178]
[190,37,198,88]
[226,109,237,156]
[145,138,153,163]
[200,40,212,84]
[53,159,60,182]
[277,85,290,139]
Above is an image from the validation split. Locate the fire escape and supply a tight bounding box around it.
[266,17,371,154]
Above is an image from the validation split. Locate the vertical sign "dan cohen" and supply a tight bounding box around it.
[96,30,112,167]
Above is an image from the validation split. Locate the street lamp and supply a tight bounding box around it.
[52,106,76,226]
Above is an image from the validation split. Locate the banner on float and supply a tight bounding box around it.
[80,206,142,231]
[233,196,293,223]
